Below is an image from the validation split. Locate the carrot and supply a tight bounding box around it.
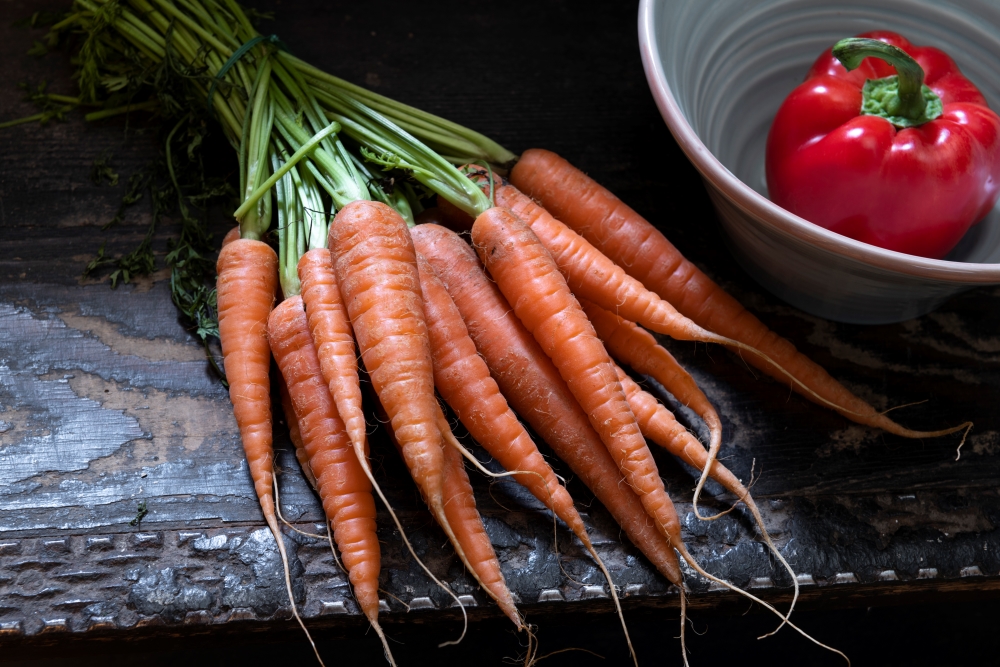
[268,296,393,664]
[439,422,521,626]
[416,250,635,660]
[298,248,368,461]
[330,200,448,527]
[330,200,514,631]
[510,148,971,445]
[216,239,321,662]
[222,225,241,248]
[411,223,683,587]
[580,299,724,521]
[472,207,845,661]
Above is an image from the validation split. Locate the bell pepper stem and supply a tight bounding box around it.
[833,37,928,122]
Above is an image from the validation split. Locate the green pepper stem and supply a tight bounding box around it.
[832,37,927,121]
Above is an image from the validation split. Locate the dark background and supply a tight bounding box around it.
[3,1,1000,665]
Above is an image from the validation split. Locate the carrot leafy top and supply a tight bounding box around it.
[8,0,508,299]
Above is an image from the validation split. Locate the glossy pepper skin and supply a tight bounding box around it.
[766,31,1000,259]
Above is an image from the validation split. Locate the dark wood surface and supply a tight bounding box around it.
[3,1,1000,665]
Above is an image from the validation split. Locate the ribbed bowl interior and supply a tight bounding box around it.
[655,0,1000,264]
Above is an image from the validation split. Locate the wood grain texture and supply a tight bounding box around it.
[2,0,1000,661]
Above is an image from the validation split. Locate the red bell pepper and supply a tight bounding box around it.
[765,31,1000,259]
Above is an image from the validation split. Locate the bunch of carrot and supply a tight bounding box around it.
[33,1,973,664]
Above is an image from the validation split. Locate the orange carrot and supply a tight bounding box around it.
[330,200,448,530]
[268,296,392,663]
[411,223,683,587]
[222,225,241,248]
[581,299,723,520]
[298,248,368,461]
[216,239,320,660]
[511,148,970,444]
[216,239,279,547]
[330,200,514,628]
[439,424,520,626]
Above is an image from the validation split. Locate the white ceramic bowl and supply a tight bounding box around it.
[638,0,1000,324]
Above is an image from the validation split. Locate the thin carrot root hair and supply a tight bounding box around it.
[526,646,605,666]
[698,327,973,443]
[272,474,327,541]
[264,492,326,667]
[371,619,396,667]
[674,543,849,664]
[582,539,636,666]
[679,586,689,667]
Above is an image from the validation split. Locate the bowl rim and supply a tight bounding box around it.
[637,0,1000,284]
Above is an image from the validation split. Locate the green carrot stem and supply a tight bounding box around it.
[234,120,341,221]
[273,150,300,297]
[289,55,517,165]
[0,108,73,129]
[84,99,159,121]
[148,0,233,56]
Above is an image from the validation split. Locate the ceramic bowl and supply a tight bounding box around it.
[638,0,1000,324]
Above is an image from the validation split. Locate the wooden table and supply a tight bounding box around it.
[3,2,1000,665]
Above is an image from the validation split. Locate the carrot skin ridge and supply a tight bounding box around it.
[216,239,323,665]
[412,222,683,588]
[510,148,968,442]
